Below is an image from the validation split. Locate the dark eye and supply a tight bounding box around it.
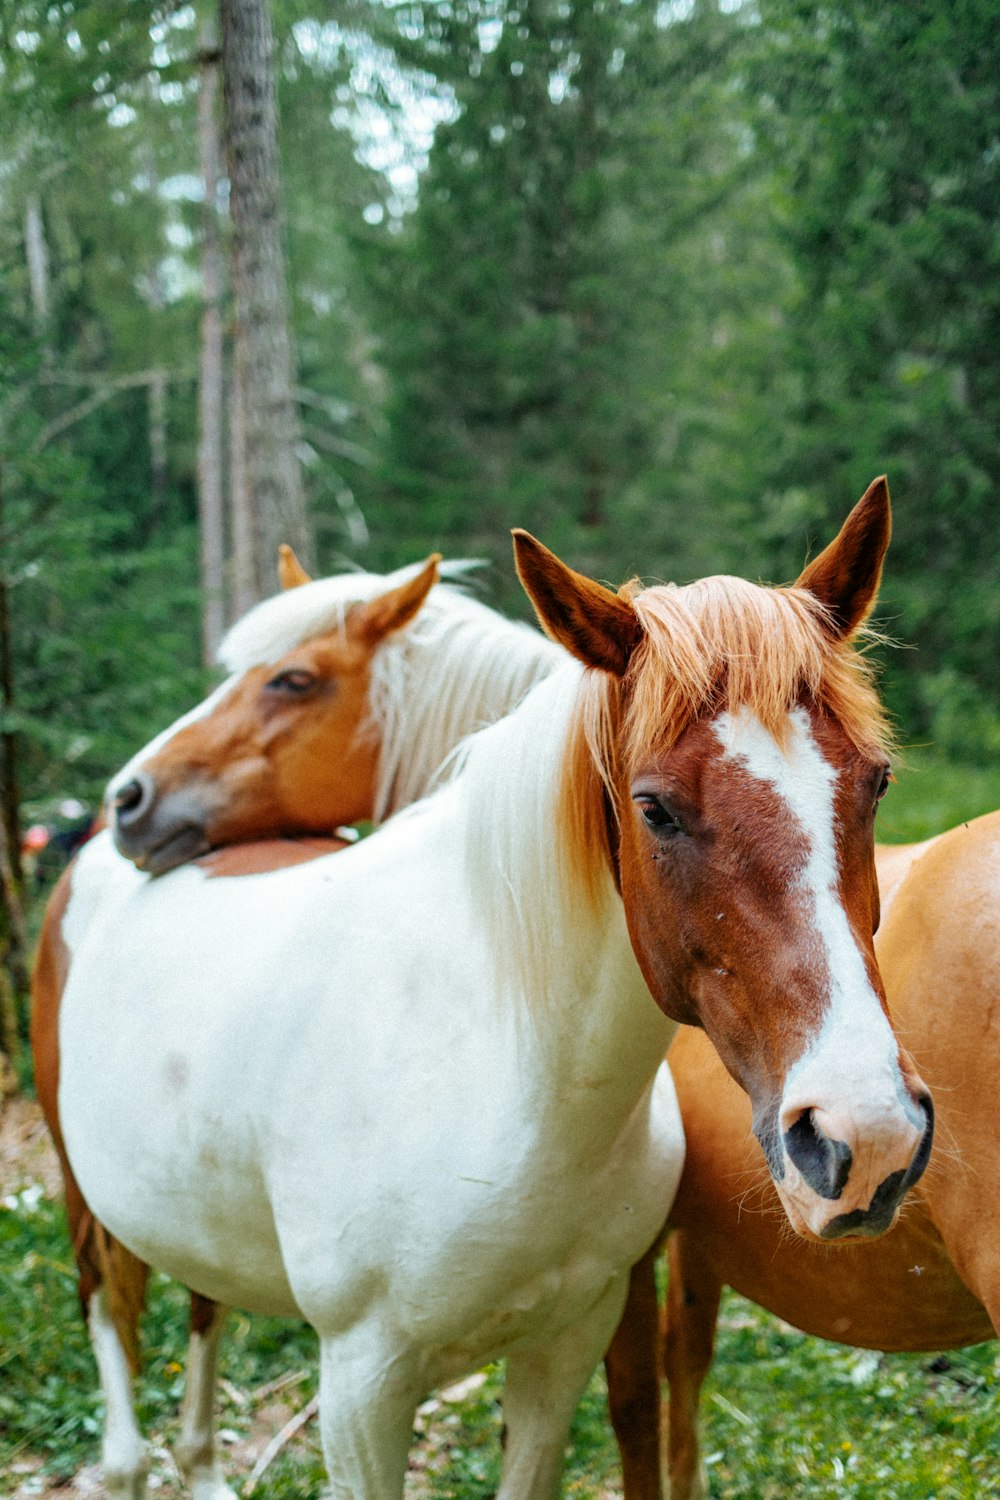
[874,768,891,806]
[634,795,682,833]
[266,668,316,696]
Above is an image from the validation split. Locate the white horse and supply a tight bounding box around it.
[35,552,564,1496]
[57,485,932,1498]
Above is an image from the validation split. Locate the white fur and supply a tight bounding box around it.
[60,667,681,1500]
[714,707,922,1205]
[88,1289,148,1498]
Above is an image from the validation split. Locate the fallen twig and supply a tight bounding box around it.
[242,1394,319,1495]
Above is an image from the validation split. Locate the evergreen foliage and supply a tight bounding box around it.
[1,0,998,833]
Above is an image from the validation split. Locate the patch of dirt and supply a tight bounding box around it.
[0,1094,62,1201]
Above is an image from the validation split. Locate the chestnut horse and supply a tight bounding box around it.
[604,772,1000,1494]
[32,552,563,1498]
[52,482,930,1499]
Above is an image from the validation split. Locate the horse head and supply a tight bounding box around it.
[107,553,440,873]
[514,478,933,1242]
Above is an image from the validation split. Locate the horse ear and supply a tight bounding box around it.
[278,544,313,590]
[351,554,441,645]
[512,529,641,676]
[795,477,892,639]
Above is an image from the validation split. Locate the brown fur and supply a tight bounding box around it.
[607,813,1000,1500]
[198,836,347,877]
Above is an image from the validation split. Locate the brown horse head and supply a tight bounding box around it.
[107,555,440,873]
[514,478,933,1241]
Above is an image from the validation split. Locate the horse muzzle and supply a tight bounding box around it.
[758,1088,934,1242]
[109,773,212,875]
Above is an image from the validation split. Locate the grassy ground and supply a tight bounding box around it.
[3,750,1000,1496]
[878,747,1000,843]
[3,1187,1000,1497]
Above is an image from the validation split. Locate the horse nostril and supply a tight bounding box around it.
[783,1107,853,1202]
[113,773,154,827]
[906,1092,935,1188]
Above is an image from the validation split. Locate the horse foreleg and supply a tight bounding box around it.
[175,1294,237,1500]
[317,1323,422,1499]
[498,1275,629,1500]
[88,1284,149,1498]
[605,1240,664,1500]
[663,1232,722,1500]
[66,1176,151,1496]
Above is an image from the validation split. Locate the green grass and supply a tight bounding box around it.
[879,748,1000,843]
[3,1188,999,1497]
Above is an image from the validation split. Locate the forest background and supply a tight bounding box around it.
[2,0,999,858]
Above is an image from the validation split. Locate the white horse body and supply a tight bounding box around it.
[60,665,681,1496]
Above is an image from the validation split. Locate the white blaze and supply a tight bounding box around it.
[713,707,910,1171]
[105,674,240,808]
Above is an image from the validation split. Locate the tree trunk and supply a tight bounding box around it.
[197,22,228,662]
[0,469,28,1087]
[24,192,50,332]
[143,96,171,533]
[229,355,256,617]
[220,0,310,600]
[147,369,169,530]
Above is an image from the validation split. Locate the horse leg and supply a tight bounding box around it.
[87,1282,149,1497]
[64,1172,151,1497]
[497,1275,629,1500]
[316,1324,422,1499]
[604,1240,664,1500]
[662,1232,723,1500]
[33,874,150,1494]
[174,1294,237,1500]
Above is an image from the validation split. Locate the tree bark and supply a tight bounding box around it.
[143,93,170,532]
[197,22,228,661]
[0,468,28,1086]
[24,192,50,332]
[220,0,310,600]
[229,356,256,617]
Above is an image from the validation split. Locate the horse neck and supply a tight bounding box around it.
[456,665,674,1118]
[370,595,564,820]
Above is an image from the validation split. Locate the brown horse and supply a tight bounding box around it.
[31,552,562,1498]
[605,776,1000,1500]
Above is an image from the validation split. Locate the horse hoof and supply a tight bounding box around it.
[103,1463,149,1500]
[189,1467,239,1500]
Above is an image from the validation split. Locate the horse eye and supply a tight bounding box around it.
[634,796,681,833]
[266,669,316,695]
[874,769,891,805]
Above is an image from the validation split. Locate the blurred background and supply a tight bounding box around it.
[1,0,998,844]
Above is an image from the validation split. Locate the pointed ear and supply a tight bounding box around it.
[278,544,313,590]
[350,555,441,646]
[512,530,641,676]
[795,477,892,638]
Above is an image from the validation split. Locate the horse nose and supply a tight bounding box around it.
[782,1107,853,1201]
[112,772,155,829]
[776,1086,933,1240]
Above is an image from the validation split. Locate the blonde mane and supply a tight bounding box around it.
[622,575,891,762]
[562,573,894,904]
[219,562,564,821]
